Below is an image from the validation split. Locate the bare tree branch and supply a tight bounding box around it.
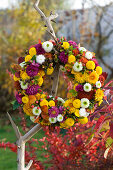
[7,112,21,139]
[34,0,58,41]
[23,124,42,143]
[25,160,33,170]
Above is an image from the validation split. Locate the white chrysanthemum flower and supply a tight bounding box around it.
[32,107,41,116]
[79,108,86,117]
[49,117,57,124]
[96,81,101,88]
[79,47,86,52]
[57,114,63,122]
[30,116,39,122]
[42,41,53,52]
[73,62,83,72]
[85,51,93,59]
[57,97,65,104]
[83,83,92,92]
[20,81,28,89]
[36,55,45,64]
[19,62,26,68]
[79,108,89,117]
[81,98,90,108]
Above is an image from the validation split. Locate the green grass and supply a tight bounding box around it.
[0,149,17,170]
[0,118,50,170]
[0,125,17,170]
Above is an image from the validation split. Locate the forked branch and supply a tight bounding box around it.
[7,112,42,170]
[34,0,58,41]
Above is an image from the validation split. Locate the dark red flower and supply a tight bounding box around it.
[33,43,45,55]
[26,64,39,77]
[77,90,95,100]
[58,52,68,64]
[18,57,24,64]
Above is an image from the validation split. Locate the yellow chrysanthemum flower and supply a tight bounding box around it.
[86,61,95,70]
[95,89,104,101]
[74,109,80,117]
[74,72,88,84]
[41,94,46,99]
[64,99,76,113]
[25,55,32,62]
[70,107,76,113]
[40,99,48,106]
[62,42,70,50]
[35,93,41,100]
[38,77,43,86]
[78,117,88,124]
[38,70,45,77]
[22,96,29,103]
[23,103,33,116]
[87,71,99,84]
[13,75,20,81]
[29,47,36,57]
[64,118,75,127]
[20,71,30,80]
[47,67,54,75]
[68,55,76,64]
[73,99,81,108]
[64,100,69,107]
[48,100,55,107]
[64,99,73,108]
[96,66,102,75]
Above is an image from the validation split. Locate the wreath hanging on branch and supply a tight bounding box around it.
[10,0,107,129]
[11,37,107,128]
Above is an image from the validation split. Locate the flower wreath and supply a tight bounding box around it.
[11,37,107,128]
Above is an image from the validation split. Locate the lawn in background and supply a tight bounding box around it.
[0,117,49,170]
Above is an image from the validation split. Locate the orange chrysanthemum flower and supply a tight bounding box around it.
[72,49,79,56]
[23,103,33,116]
[44,52,53,59]
[29,95,36,104]
[87,71,99,84]
[79,57,88,64]
[41,105,48,114]
[99,75,105,87]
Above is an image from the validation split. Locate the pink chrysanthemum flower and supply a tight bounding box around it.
[25,84,40,95]
[49,106,59,118]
